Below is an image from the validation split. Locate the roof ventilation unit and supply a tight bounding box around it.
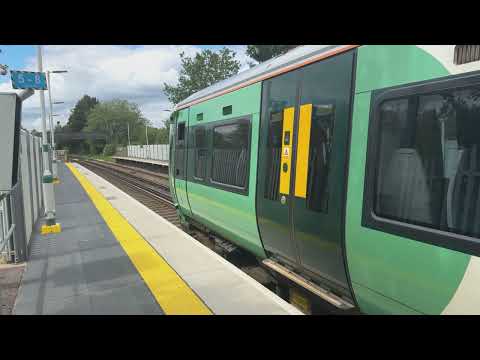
[454,45,480,65]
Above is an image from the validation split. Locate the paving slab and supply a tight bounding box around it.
[0,264,25,315]
[13,163,163,315]
[73,162,302,315]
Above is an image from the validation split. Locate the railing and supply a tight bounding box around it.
[0,130,44,263]
[55,149,69,162]
[126,144,169,162]
[0,192,15,263]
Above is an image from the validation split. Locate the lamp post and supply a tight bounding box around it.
[37,45,60,233]
[46,70,67,182]
[51,106,62,146]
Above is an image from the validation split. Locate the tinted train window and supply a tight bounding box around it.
[175,122,186,179]
[374,86,480,239]
[304,104,335,213]
[211,120,250,189]
[194,126,207,180]
[177,122,185,142]
[262,72,298,200]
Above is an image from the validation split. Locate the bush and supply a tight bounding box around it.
[87,140,103,155]
[103,143,116,156]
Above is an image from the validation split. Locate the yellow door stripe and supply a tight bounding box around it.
[65,163,212,315]
[279,107,295,195]
[294,104,313,198]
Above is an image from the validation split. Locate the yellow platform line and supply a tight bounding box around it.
[65,162,212,315]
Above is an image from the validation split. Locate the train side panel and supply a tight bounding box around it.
[346,45,480,314]
[183,83,266,258]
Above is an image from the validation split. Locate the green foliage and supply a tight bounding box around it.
[87,139,103,155]
[66,95,99,132]
[154,122,170,144]
[246,45,298,64]
[163,48,241,105]
[86,99,146,145]
[103,143,116,156]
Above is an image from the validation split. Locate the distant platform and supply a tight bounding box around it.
[13,162,301,315]
[112,156,168,167]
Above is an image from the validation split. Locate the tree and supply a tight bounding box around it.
[163,48,240,105]
[85,99,147,145]
[66,95,99,132]
[154,122,170,144]
[246,45,299,64]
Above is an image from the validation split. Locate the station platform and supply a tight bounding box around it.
[13,162,301,315]
[112,156,168,167]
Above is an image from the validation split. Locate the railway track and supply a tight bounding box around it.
[77,159,179,226]
[89,159,169,181]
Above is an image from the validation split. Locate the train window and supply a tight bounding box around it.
[223,105,232,115]
[211,119,250,189]
[365,75,480,253]
[175,122,186,179]
[177,122,185,142]
[262,72,298,201]
[305,104,336,213]
[194,126,207,180]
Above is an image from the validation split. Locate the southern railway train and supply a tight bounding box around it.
[168,45,480,314]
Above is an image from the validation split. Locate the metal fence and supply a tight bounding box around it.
[0,192,16,263]
[55,149,68,162]
[126,144,169,162]
[0,130,43,263]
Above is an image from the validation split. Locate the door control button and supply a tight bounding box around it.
[281,195,287,205]
[283,163,288,172]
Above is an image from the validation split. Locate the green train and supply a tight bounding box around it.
[168,45,480,314]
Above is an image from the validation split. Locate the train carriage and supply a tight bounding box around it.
[169,45,480,314]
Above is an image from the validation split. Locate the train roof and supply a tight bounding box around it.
[174,45,357,111]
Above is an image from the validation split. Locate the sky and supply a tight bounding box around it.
[0,45,252,130]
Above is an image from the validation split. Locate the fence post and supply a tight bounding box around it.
[11,181,27,263]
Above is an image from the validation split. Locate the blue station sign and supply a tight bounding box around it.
[10,71,47,90]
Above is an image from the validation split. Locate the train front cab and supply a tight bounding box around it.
[171,108,193,223]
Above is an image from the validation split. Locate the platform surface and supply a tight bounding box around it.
[71,162,301,315]
[13,164,163,315]
[112,156,168,167]
[14,162,301,315]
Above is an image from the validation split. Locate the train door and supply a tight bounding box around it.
[174,109,192,216]
[169,112,178,201]
[257,51,355,296]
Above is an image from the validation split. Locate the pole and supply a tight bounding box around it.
[37,45,59,232]
[18,88,34,101]
[145,124,149,158]
[127,123,131,146]
[46,71,58,181]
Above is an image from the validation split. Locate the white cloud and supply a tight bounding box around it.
[0,45,251,131]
